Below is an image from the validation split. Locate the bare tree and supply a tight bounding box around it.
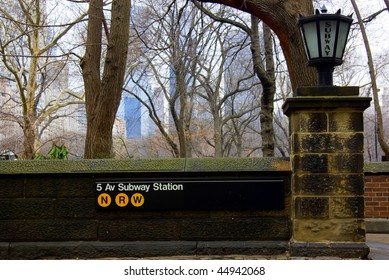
[192,1,277,156]
[81,0,132,158]
[351,0,389,159]
[0,0,86,159]
[195,0,316,90]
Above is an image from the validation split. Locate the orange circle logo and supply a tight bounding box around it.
[97,193,111,207]
[115,193,129,207]
[131,193,144,207]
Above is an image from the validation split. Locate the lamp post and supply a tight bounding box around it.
[298,6,353,86]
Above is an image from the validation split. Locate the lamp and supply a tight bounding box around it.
[298,6,353,86]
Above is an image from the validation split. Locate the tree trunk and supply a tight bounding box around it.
[260,23,276,157]
[351,0,389,159]
[22,2,40,159]
[22,114,37,159]
[250,15,275,157]
[82,0,131,158]
[196,0,316,90]
[214,111,223,157]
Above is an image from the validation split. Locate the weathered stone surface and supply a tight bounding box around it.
[283,96,371,117]
[294,174,364,195]
[295,86,359,97]
[7,241,197,259]
[298,112,327,132]
[296,154,328,173]
[98,219,182,241]
[0,178,25,198]
[293,219,366,242]
[331,197,364,219]
[185,157,290,172]
[0,243,8,259]
[0,158,291,175]
[180,218,290,241]
[0,220,98,242]
[294,174,335,195]
[98,217,291,242]
[364,162,389,173]
[294,133,364,154]
[25,177,94,198]
[290,242,369,259]
[295,197,329,219]
[0,198,56,219]
[0,158,186,174]
[330,154,364,173]
[56,198,96,218]
[329,112,364,132]
[197,241,289,256]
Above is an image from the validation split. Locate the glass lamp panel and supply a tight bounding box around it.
[335,21,351,59]
[301,21,319,59]
[319,20,337,57]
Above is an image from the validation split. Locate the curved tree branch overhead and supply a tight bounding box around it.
[194,0,317,90]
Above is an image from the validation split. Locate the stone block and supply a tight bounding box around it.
[294,174,364,196]
[98,219,182,241]
[331,197,364,218]
[336,174,364,195]
[0,179,25,198]
[293,219,366,242]
[0,198,56,219]
[295,86,360,97]
[290,242,369,259]
[298,112,327,132]
[197,241,289,256]
[294,133,363,154]
[180,218,291,241]
[25,177,94,198]
[296,154,328,173]
[295,197,329,218]
[294,174,335,195]
[8,241,197,259]
[329,112,364,132]
[330,154,364,173]
[0,220,98,242]
[56,198,96,218]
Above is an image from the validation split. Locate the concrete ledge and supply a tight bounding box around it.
[366,218,389,233]
[0,158,291,174]
[0,243,9,259]
[197,241,288,256]
[7,241,197,259]
[295,86,359,97]
[4,241,290,260]
[289,242,370,259]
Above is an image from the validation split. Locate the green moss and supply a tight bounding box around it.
[364,162,389,174]
[0,158,290,174]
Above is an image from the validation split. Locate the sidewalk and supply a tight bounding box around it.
[366,234,389,260]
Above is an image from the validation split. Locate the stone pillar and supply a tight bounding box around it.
[283,87,371,258]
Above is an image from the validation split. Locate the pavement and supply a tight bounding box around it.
[366,234,389,260]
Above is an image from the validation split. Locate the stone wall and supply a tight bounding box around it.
[1,158,388,259]
[0,158,291,259]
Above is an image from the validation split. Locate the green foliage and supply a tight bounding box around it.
[48,144,69,159]
[34,154,47,160]
[34,145,69,160]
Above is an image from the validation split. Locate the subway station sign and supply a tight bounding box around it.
[95,178,284,211]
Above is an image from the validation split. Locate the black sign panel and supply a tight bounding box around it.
[95,178,284,211]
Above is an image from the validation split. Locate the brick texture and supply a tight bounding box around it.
[364,175,389,218]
